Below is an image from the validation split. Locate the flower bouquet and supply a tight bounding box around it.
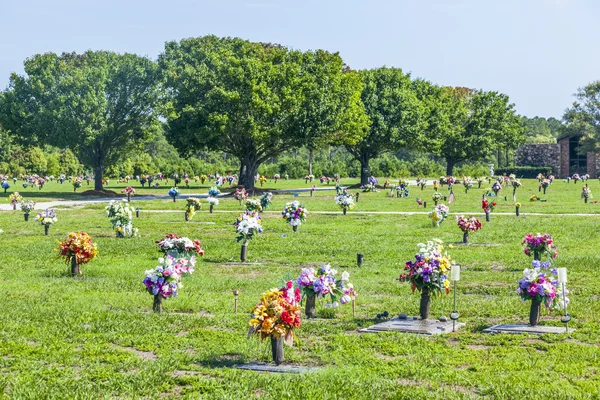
[282,201,308,232]
[259,175,267,187]
[20,199,36,221]
[207,196,219,213]
[476,177,485,188]
[417,178,426,190]
[121,186,136,202]
[234,188,248,206]
[429,204,448,227]
[399,240,453,319]
[72,177,82,192]
[200,174,207,184]
[456,216,482,244]
[143,254,197,313]
[245,198,263,213]
[168,187,180,202]
[511,177,522,198]
[432,192,443,205]
[156,233,204,259]
[259,192,273,210]
[36,209,57,235]
[335,190,354,215]
[304,174,315,184]
[515,202,522,216]
[463,178,473,193]
[185,197,202,221]
[184,177,190,188]
[522,233,558,261]
[481,197,496,221]
[105,200,138,238]
[581,186,592,203]
[296,265,356,318]
[235,211,263,261]
[274,174,281,183]
[8,192,22,210]
[208,186,220,197]
[572,173,581,183]
[2,181,10,193]
[248,281,301,364]
[517,260,566,326]
[491,181,502,196]
[58,231,98,276]
[540,179,550,194]
[530,195,539,202]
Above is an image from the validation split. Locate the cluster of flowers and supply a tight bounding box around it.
[481,197,497,213]
[208,186,220,197]
[491,181,502,194]
[304,174,315,182]
[456,216,482,233]
[245,198,263,213]
[185,198,202,219]
[581,186,592,199]
[522,233,558,260]
[20,200,36,214]
[260,192,273,210]
[121,186,136,198]
[8,192,22,205]
[463,177,473,191]
[296,265,357,307]
[282,201,308,226]
[234,188,248,202]
[143,255,197,300]
[429,204,449,226]
[37,209,58,226]
[235,212,263,243]
[432,192,443,202]
[156,234,204,257]
[334,190,355,210]
[517,259,568,311]
[72,177,82,190]
[105,200,138,238]
[248,281,301,345]
[320,176,332,184]
[416,178,426,189]
[168,187,180,198]
[58,232,98,265]
[399,240,452,295]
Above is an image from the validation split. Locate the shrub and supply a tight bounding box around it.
[496,166,553,178]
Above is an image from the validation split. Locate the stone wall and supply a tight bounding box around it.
[514,144,561,174]
[558,137,569,178]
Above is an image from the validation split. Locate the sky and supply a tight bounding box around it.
[1,0,598,118]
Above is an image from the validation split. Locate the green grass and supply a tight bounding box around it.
[1,179,600,399]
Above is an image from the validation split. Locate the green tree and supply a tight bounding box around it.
[563,81,600,152]
[435,88,523,175]
[0,51,161,190]
[46,154,60,176]
[522,116,563,144]
[345,67,425,184]
[58,149,82,176]
[159,35,366,190]
[23,147,47,174]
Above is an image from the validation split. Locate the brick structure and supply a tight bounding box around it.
[515,135,600,178]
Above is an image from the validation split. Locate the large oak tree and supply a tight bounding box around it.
[159,35,367,190]
[0,51,161,190]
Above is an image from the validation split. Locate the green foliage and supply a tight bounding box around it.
[563,81,600,153]
[522,116,563,144]
[496,166,554,178]
[0,51,161,189]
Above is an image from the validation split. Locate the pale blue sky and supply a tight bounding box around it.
[1,0,597,118]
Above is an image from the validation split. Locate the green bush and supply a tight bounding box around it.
[496,166,553,178]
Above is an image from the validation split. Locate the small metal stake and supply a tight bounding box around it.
[352,298,356,318]
[233,290,240,313]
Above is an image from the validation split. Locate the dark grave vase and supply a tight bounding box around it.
[485,211,490,222]
[305,294,317,318]
[420,287,431,320]
[463,231,469,244]
[533,251,540,261]
[292,225,298,232]
[529,297,542,326]
[357,253,364,267]
[543,187,547,195]
[153,294,163,313]
[185,212,189,222]
[71,257,81,277]
[210,205,214,213]
[343,208,347,216]
[24,213,29,222]
[44,225,49,235]
[240,243,248,262]
[516,207,520,216]
[271,337,284,365]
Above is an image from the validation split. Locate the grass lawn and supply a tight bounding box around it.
[1,178,599,399]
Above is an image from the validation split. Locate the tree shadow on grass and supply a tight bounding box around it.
[194,353,247,368]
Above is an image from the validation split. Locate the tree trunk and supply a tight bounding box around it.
[308,148,313,176]
[239,155,259,191]
[359,152,370,185]
[94,165,103,191]
[446,159,454,176]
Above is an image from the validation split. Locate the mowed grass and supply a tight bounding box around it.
[1,180,600,399]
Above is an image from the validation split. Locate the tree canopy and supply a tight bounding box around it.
[0,51,161,189]
[159,35,368,190]
[563,81,600,153]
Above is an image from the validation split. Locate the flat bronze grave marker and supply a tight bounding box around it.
[483,324,573,335]
[234,363,319,373]
[359,317,465,335]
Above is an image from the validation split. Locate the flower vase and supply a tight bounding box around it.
[516,207,520,216]
[485,211,490,222]
[529,298,542,326]
[585,197,588,204]
[240,243,248,262]
[172,197,176,203]
[12,203,16,211]
[343,208,347,215]
[153,294,162,313]
[210,205,213,213]
[419,288,431,320]
[292,225,298,232]
[543,188,547,195]
[271,337,284,365]
[434,200,438,206]
[185,212,189,222]
[538,186,541,192]
[71,257,81,277]
[463,231,469,244]
[44,225,49,235]
[533,251,540,261]
[478,182,481,189]
[127,194,131,202]
[136,209,140,218]
[305,294,316,318]
[24,213,29,222]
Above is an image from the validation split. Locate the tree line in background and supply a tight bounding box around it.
[0,35,597,189]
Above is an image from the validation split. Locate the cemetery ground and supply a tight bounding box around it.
[1,179,600,399]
